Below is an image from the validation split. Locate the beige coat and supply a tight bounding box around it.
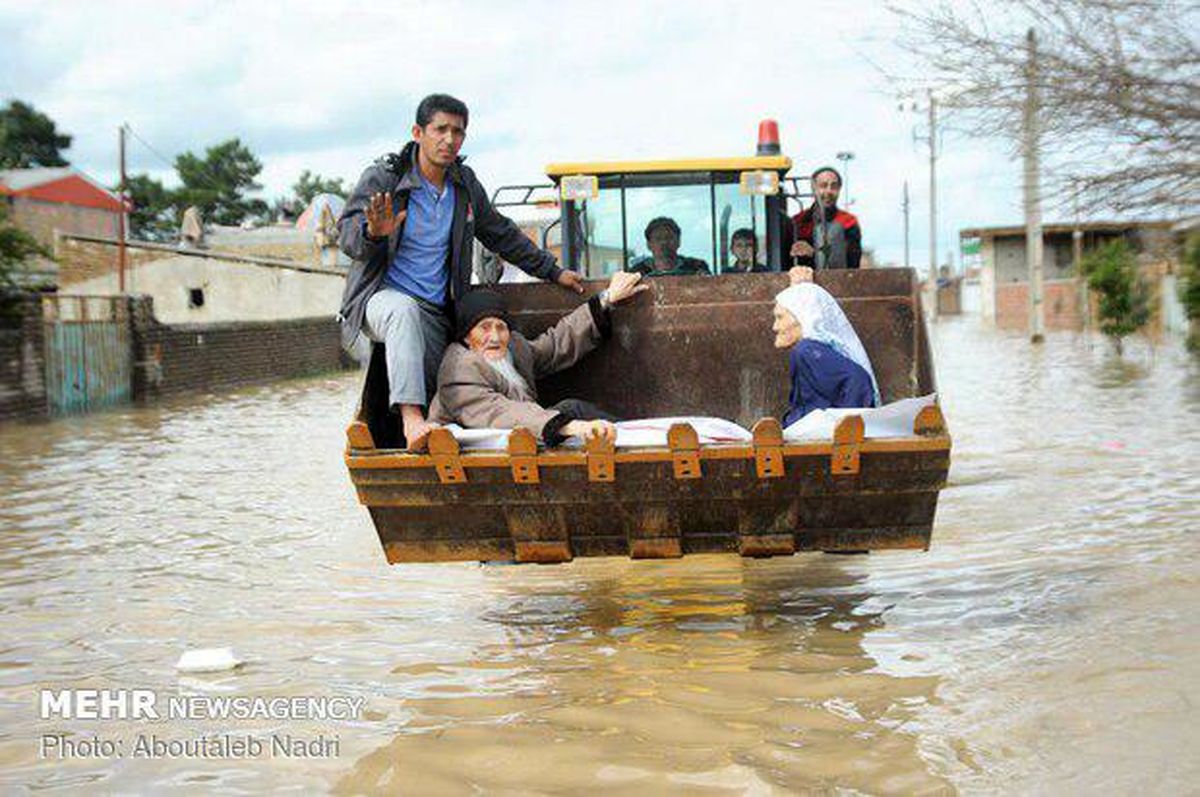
[428,300,604,438]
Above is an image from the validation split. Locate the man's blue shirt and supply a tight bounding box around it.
[384,171,455,306]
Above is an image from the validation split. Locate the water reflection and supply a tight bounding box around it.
[0,320,1197,793]
[338,558,947,795]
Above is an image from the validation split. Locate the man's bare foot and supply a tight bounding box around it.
[402,418,437,452]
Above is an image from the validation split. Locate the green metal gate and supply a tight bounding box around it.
[43,295,132,416]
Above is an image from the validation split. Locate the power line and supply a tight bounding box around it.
[123,123,261,200]
[123,124,176,173]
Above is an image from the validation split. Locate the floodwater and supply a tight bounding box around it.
[1,318,1197,795]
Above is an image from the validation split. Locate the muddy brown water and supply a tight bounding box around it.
[1,318,1197,794]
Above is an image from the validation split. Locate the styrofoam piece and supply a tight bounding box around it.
[176,647,243,674]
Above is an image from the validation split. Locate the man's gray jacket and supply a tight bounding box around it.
[335,141,563,350]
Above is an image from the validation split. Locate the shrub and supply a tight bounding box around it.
[1079,239,1151,354]
[1181,233,1200,349]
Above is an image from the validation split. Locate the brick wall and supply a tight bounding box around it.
[55,235,162,288]
[996,279,1087,331]
[937,280,962,315]
[129,296,352,401]
[0,294,47,420]
[219,241,315,262]
[2,293,353,420]
[11,198,119,248]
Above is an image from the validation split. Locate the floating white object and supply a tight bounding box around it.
[176,647,243,673]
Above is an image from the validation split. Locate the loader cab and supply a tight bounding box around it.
[547,156,794,277]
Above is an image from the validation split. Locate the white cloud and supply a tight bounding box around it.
[1,0,1032,267]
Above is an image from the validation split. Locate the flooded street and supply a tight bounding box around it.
[1,318,1197,794]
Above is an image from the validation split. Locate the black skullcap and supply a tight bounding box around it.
[454,290,510,341]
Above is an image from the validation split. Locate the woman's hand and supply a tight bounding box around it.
[788,266,814,285]
[605,271,650,305]
[564,419,617,445]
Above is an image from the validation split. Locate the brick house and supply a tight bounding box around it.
[959,220,1180,333]
[1,167,125,283]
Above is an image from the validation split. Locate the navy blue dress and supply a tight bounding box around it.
[783,339,876,427]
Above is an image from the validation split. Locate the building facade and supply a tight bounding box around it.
[960,220,1181,333]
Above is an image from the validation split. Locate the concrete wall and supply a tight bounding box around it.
[979,237,996,322]
[56,235,345,324]
[0,294,48,419]
[1160,274,1188,336]
[961,280,982,315]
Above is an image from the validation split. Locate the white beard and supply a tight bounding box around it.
[486,350,530,393]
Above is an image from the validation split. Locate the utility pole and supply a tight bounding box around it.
[1023,30,1046,343]
[927,88,938,320]
[117,123,127,294]
[1072,179,1087,331]
[902,180,911,270]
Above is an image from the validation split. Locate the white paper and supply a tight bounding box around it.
[444,416,753,450]
[443,398,938,450]
[782,394,938,441]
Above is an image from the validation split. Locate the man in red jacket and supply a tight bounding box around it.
[789,166,862,271]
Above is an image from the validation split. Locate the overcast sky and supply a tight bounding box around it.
[1,0,1029,269]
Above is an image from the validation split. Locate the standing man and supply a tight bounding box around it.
[788,166,862,271]
[337,93,584,450]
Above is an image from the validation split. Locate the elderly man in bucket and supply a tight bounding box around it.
[428,272,647,446]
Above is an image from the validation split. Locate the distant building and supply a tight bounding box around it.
[201,194,349,267]
[54,234,344,325]
[959,220,1180,333]
[0,166,124,245]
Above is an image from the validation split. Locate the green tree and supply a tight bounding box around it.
[122,173,178,242]
[1080,239,1151,354]
[0,203,51,295]
[269,195,299,221]
[1180,233,1200,349]
[292,170,345,207]
[173,138,268,226]
[0,100,72,169]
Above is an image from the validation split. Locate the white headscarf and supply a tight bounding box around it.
[775,283,881,404]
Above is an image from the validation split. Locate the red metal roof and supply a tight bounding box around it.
[0,170,123,213]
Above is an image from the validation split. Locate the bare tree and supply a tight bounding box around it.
[890,0,1199,216]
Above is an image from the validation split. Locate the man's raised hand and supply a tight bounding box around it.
[365,192,406,240]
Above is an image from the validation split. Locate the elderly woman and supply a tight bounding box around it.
[773,282,880,427]
[428,271,647,446]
